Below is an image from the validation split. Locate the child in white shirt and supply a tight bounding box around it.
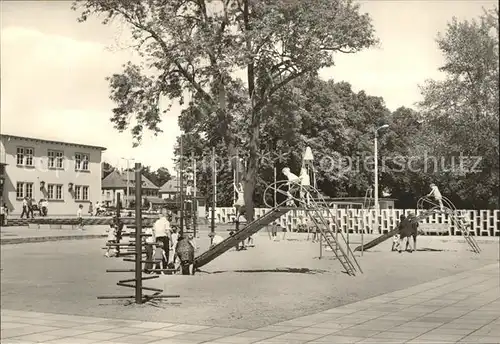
[76,204,84,230]
[391,233,400,252]
[427,183,444,211]
[208,232,224,248]
[144,226,155,272]
[170,229,179,265]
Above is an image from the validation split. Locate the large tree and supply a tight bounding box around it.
[418,8,499,208]
[177,77,391,207]
[73,0,377,220]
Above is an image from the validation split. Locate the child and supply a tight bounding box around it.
[310,219,318,243]
[391,233,400,252]
[208,232,224,248]
[427,183,444,211]
[41,199,48,216]
[144,226,155,273]
[153,242,168,274]
[169,228,179,265]
[77,204,84,230]
[233,182,246,222]
[105,225,118,257]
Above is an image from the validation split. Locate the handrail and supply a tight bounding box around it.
[262,180,362,272]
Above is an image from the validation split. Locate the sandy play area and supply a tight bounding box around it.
[1,228,498,329]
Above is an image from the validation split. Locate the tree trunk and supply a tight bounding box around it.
[243,123,260,222]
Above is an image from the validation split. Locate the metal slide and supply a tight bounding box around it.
[194,207,292,268]
[354,196,480,253]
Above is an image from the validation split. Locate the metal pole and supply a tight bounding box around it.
[180,134,184,236]
[126,160,129,209]
[273,167,277,207]
[374,132,379,234]
[134,162,142,304]
[361,222,364,256]
[374,132,379,211]
[192,153,197,238]
[319,230,323,259]
[234,151,238,206]
[116,193,121,257]
[211,147,215,234]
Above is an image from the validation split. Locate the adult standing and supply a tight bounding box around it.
[153,207,173,269]
[27,198,34,219]
[88,202,94,216]
[20,197,28,218]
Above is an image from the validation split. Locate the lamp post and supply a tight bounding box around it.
[121,157,135,209]
[179,133,184,236]
[374,124,389,233]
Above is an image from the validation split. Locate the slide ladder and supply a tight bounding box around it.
[362,187,374,234]
[194,206,292,268]
[417,197,480,253]
[264,181,362,276]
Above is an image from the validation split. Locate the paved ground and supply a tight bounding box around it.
[0,226,108,245]
[1,263,499,343]
[1,227,498,328]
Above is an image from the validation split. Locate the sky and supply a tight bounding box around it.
[1,0,497,172]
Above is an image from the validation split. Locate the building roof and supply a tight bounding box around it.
[102,170,159,190]
[159,177,199,194]
[0,134,107,151]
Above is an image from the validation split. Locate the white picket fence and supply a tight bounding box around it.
[208,207,500,237]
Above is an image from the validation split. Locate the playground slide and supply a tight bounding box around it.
[353,210,439,252]
[353,227,399,252]
[194,207,292,268]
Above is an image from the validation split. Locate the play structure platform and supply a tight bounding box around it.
[195,181,362,276]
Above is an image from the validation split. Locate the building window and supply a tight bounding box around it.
[75,185,89,201]
[75,185,81,200]
[16,147,34,166]
[16,148,24,165]
[47,184,63,200]
[25,183,33,199]
[16,182,24,198]
[15,182,33,199]
[48,150,64,169]
[56,185,63,199]
[75,153,89,171]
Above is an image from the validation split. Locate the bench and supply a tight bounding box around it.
[418,223,450,236]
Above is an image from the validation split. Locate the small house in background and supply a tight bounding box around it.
[101,170,162,208]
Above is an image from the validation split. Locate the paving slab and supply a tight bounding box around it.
[1,262,499,344]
